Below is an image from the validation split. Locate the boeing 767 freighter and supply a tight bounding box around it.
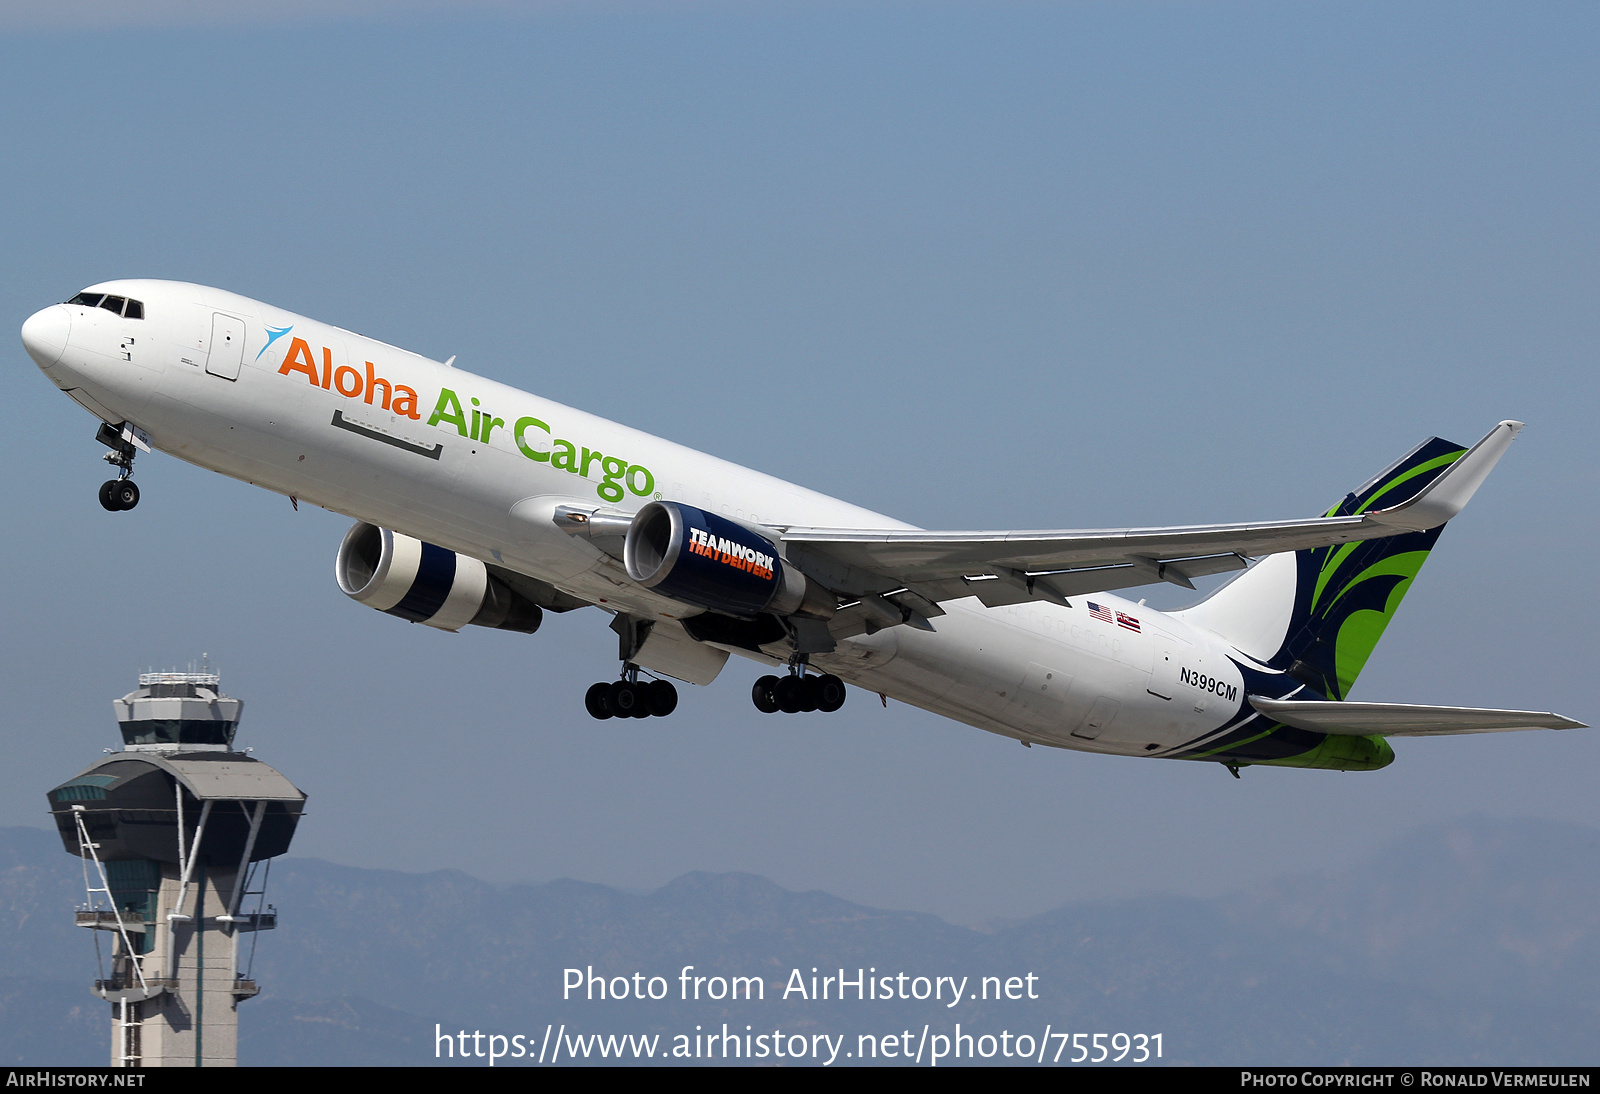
[21,281,1584,773]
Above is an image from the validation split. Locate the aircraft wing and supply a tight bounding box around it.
[780,421,1522,610]
[1248,697,1586,737]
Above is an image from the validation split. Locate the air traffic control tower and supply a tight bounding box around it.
[46,671,306,1067]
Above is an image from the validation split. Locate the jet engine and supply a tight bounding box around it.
[623,501,833,620]
[335,522,543,633]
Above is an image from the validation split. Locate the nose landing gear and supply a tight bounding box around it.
[752,659,847,715]
[94,422,143,511]
[98,478,140,512]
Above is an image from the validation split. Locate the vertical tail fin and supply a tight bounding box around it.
[1178,434,1476,699]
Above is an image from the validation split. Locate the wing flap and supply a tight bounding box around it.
[1248,696,1586,737]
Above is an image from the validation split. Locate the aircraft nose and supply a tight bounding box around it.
[21,304,71,369]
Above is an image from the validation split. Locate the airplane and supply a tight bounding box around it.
[20,280,1584,775]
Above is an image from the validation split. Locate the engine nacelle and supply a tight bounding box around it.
[624,501,832,620]
[335,522,543,633]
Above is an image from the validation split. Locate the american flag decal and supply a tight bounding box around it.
[1116,611,1141,633]
[1088,602,1114,623]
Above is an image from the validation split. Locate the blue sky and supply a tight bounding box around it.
[2,1,1596,924]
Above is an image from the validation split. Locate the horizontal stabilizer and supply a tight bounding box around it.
[1249,696,1586,737]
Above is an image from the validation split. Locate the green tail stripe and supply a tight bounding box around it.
[1311,450,1464,614]
[1323,549,1431,616]
[1251,734,1395,771]
[1276,435,1468,701]
[1310,540,1362,613]
[1328,551,1428,696]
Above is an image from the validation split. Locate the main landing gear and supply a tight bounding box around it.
[95,422,140,512]
[585,667,678,720]
[586,614,678,720]
[752,660,847,715]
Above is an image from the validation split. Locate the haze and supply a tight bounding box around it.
[1,1,1595,925]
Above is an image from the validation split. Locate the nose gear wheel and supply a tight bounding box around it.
[99,479,140,511]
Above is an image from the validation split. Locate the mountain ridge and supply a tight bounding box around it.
[2,816,1595,1066]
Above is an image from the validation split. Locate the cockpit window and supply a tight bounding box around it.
[63,291,143,318]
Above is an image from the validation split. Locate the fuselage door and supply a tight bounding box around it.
[1148,648,1178,699]
[1072,697,1121,740]
[206,313,245,381]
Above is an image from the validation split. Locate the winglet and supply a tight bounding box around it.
[1367,421,1523,532]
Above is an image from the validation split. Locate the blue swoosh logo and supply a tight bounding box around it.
[256,325,293,361]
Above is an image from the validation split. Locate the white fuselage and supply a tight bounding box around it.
[25,280,1249,758]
